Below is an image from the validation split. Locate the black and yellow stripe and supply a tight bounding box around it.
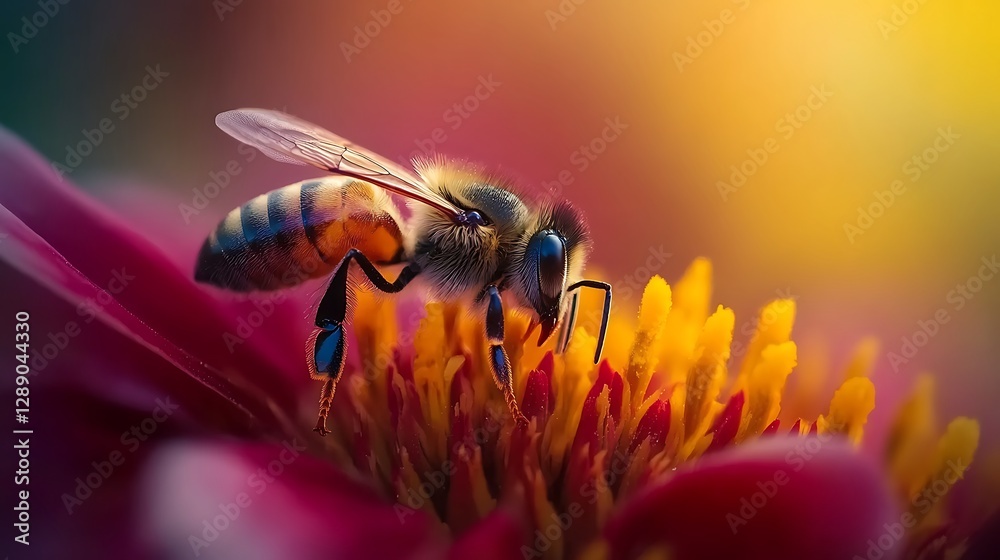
[195,177,405,291]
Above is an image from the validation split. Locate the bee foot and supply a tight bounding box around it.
[313,423,330,437]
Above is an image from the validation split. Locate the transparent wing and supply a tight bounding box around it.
[216,108,462,218]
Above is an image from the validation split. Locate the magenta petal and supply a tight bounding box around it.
[0,128,307,423]
[604,437,901,560]
[0,204,299,437]
[141,440,443,560]
[1,258,258,434]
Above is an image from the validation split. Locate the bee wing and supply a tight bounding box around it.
[216,108,462,218]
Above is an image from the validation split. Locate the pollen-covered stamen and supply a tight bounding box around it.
[318,261,976,558]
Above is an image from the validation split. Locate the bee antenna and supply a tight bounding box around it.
[566,280,612,364]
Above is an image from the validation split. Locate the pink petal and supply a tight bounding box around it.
[2,258,297,558]
[604,437,901,560]
[19,384,254,559]
[1,258,259,433]
[0,129,306,410]
[141,440,444,560]
[0,203,298,436]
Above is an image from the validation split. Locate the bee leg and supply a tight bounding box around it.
[485,285,528,426]
[555,291,580,354]
[311,249,420,436]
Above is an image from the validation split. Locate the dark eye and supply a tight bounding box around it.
[537,233,566,298]
[461,210,488,227]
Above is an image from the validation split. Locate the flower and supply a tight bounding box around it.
[0,127,990,560]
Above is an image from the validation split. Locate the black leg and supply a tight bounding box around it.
[567,280,612,364]
[485,286,528,425]
[311,249,419,435]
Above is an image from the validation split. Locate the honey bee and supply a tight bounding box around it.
[195,109,611,435]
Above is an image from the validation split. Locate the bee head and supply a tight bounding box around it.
[517,200,591,346]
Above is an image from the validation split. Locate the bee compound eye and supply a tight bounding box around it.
[537,233,566,299]
[462,210,487,227]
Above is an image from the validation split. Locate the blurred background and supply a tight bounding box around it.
[1,0,997,470]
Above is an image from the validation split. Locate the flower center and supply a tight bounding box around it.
[318,259,891,557]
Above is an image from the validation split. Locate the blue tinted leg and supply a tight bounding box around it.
[310,249,419,435]
[485,286,527,425]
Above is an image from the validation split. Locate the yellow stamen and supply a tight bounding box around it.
[625,276,671,407]
[681,305,734,446]
[411,303,452,463]
[659,258,713,384]
[734,298,797,394]
[817,377,876,445]
[738,341,797,440]
[906,417,979,527]
[885,375,937,496]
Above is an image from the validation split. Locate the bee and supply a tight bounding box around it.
[195,109,611,435]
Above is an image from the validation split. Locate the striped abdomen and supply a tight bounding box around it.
[195,177,405,291]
